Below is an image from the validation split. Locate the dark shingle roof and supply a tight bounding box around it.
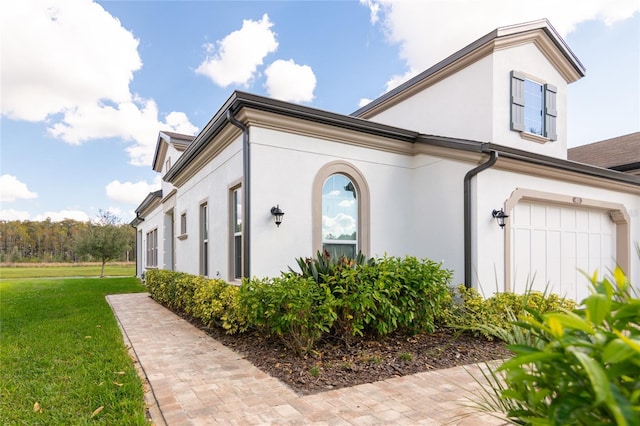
[568,132,640,172]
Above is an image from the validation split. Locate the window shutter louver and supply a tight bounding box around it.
[544,84,557,141]
[511,71,525,131]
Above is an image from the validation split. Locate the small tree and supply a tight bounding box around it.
[75,211,130,278]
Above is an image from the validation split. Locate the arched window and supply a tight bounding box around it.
[322,174,358,258]
[312,161,369,257]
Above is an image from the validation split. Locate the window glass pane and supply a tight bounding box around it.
[524,79,543,135]
[234,235,242,279]
[233,189,242,233]
[180,213,187,235]
[322,174,357,254]
[201,205,208,239]
[323,243,356,260]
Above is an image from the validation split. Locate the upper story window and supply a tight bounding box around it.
[510,71,557,141]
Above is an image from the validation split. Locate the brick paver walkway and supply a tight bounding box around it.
[107,293,505,425]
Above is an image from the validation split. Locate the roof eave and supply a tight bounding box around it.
[353,19,585,118]
[164,91,419,184]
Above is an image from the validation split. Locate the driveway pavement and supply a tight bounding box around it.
[107,293,506,425]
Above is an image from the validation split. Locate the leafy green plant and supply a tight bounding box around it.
[398,351,413,362]
[472,267,640,425]
[309,366,321,377]
[449,285,576,339]
[239,274,338,355]
[289,249,374,284]
[145,270,245,334]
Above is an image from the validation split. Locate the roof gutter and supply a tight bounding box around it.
[464,145,498,288]
[226,109,251,279]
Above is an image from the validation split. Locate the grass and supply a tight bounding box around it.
[0,277,150,424]
[0,263,135,279]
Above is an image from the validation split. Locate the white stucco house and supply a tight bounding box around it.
[132,19,640,301]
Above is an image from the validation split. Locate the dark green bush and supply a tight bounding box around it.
[147,253,455,355]
[239,274,337,355]
[290,252,454,341]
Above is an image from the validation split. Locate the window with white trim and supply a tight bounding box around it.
[510,71,557,140]
[146,229,158,267]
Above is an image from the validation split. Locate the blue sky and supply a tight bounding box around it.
[1,0,638,223]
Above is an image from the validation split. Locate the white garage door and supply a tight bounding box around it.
[511,201,616,303]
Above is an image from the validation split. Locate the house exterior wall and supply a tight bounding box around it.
[409,154,471,285]
[366,42,569,160]
[172,137,244,279]
[248,126,415,278]
[136,203,163,275]
[367,55,494,143]
[473,168,640,295]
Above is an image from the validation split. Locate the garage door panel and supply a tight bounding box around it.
[512,202,615,302]
[561,207,576,228]
[589,211,602,232]
[547,206,561,228]
[531,204,546,227]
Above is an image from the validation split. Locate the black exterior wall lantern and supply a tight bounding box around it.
[492,208,509,229]
[271,205,285,227]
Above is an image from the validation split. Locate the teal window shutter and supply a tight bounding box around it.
[544,84,557,141]
[511,71,525,131]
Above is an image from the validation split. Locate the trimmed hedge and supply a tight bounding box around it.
[145,269,246,334]
[144,254,455,355]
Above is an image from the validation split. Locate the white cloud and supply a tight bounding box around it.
[48,97,198,166]
[0,0,197,167]
[265,59,316,103]
[339,199,355,208]
[33,210,91,222]
[0,175,38,202]
[0,0,140,122]
[196,13,279,87]
[0,209,31,221]
[106,176,161,205]
[359,0,381,24]
[322,213,356,238]
[363,0,640,91]
[358,98,373,108]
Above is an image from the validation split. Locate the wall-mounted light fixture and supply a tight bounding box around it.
[492,208,509,229]
[270,205,284,227]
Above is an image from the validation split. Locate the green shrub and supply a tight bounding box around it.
[144,269,245,334]
[373,255,453,334]
[450,285,576,338]
[291,252,454,341]
[239,274,337,355]
[473,268,640,424]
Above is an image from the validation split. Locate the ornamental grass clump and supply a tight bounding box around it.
[471,267,640,425]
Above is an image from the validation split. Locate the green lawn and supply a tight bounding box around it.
[0,277,150,424]
[0,264,135,279]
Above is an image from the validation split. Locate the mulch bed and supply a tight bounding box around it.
[197,321,512,395]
